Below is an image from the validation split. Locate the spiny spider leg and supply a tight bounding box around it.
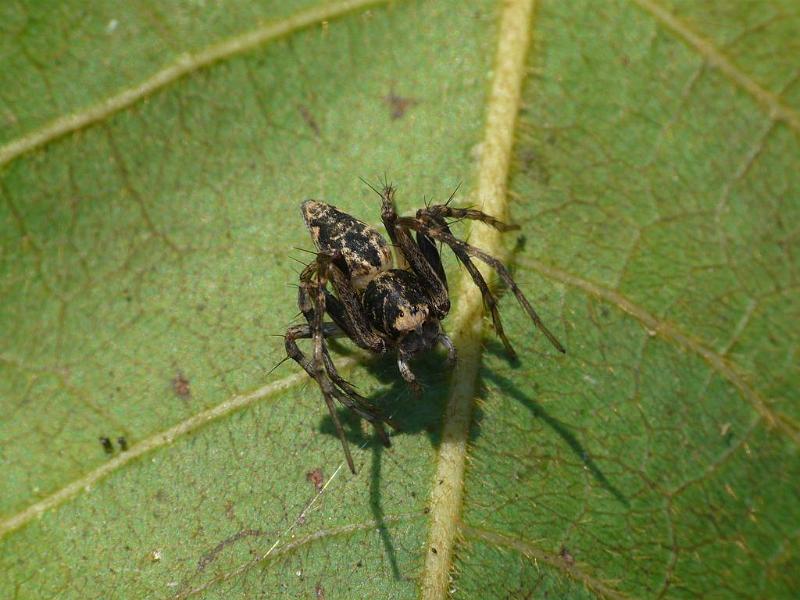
[396,216,566,354]
[421,212,517,358]
[287,256,394,472]
[286,323,394,447]
[418,205,520,233]
[379,185,450,319]
[285,320,355,473]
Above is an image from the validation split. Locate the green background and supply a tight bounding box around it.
[1,0,798,598]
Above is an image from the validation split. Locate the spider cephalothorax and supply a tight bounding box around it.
[284,184,564,473]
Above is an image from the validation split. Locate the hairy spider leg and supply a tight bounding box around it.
[379,185,450,319]
[376,186,453,392]
[315,258,400,438]
[323,259,389,354]
[284,323,394,440]
[418,204,521,233]
[409,225,458,364]
[396,216,567,354]
[285,257,390,474]
[418,210,518,358]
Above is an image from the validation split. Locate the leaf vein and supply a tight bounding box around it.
[0,358,356,539]
[462,525,630,600]
[420,1,537,598]
[518,257,800,446]
[0,0,392,169]
[630,0,800,135]
[175,512,423,599]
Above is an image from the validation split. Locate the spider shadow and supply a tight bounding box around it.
[481,340,629,507]
[318,346,484,581]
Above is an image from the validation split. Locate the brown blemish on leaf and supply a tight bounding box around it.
[172,372,191,399]
[306,468,324,493]
[224,500,236,521]
[315,582,326,599]
[382,88,418,120]
[298,104,320,136]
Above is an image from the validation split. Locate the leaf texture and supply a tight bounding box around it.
[1,0,798,598]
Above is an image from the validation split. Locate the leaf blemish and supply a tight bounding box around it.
[172,372,191,399]
[382,87,419,120]
[306,468,325,493]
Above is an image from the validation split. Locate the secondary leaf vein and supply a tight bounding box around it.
[0,359,355,539]
[630,0,800,135]
[518,257,800,446]
[0,0,392,169]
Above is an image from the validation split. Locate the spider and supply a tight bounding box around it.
[284,183,565,473]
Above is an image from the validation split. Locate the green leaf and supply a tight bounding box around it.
[1,1,798,598]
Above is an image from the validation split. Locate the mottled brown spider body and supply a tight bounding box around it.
[284,184,565,473]
[302,200,393,291]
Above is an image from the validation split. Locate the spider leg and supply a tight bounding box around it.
[417,204,520,233]
[396,216,566,354]
[288,256,394,472]
[285,320,356,473]
[286,323,395,446]
[379,185,450,319]
[418,213,518,358]
[323,265,388,354]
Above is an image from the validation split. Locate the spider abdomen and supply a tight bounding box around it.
[363,270,432,337]
[302,200,393,290]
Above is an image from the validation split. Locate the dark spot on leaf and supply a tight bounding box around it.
[172,372,191,399]
[99,436,113,454]
[382,88,419,120]
[298,104,320,136]
[431,546,438,554]
[117,436,128,451]
[356,560,363,568]
[560,546,575,566]
[306,467,324,493]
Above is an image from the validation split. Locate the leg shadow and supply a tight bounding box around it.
[318,349,478,580]
[483,341,629,507]
[318,407,400,578]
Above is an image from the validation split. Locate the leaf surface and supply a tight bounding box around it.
[1,1,798,598]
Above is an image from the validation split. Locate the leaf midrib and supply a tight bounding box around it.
[419,0,537,597]
[1,0,795,596]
